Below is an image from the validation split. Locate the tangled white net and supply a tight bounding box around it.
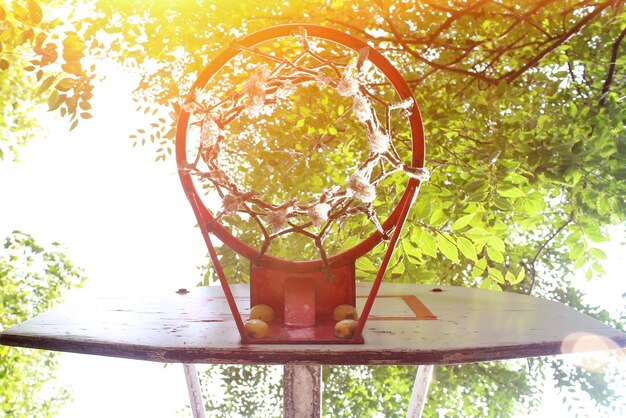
[178,28,429,266]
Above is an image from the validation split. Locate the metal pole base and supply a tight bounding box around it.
[183,363,207,418]
[406,365,434,418]
[284,364,321,418]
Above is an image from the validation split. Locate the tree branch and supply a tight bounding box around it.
[375,1,499,85]
[599,25,626,107]
[494,0,557,39]
[425,0,492,47]
[565,52,590,98]
[503,0,618,83]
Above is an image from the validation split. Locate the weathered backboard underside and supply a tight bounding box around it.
[1,283,624,365]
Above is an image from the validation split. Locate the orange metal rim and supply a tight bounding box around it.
[175,24,426,271]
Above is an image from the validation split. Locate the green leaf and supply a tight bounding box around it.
[56,77,76,92]
[437,234,459,263]
[488,267,504,283]
[402,240,421,259]
[472,257,488,277]
[391,262,405,276]
[523,199,539,216]
[510,267,525,284]
[430,209,446,226]
[310,175,323,186]
[573,256,586,270]
[299,106,311,117]
[486,246,504,263]
[47,90,62,111]
[480,278,502,291]
[584,229,607,243]
[420,232,437,258]
[569,242,586,260]
[414,200,432,220]
[589,248,607,260]
[12,4,29,23]
[37,75,55,96]
[487,235,505,252]
[456,237,477,262]
[450,213,475,231]
[565,167,582,186]
[414,271,436,282]
[62,32,85,63]
[496,187,525,198]
[62,62,82,76]
[466,227,490,242]
[505,271,516,284]
[27,0,43,24]
[591,261,605,274]
[79,101,92,111]
[493,197,513,210]
[356,257,377,272]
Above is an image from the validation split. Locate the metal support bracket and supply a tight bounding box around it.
[183,362,431,418]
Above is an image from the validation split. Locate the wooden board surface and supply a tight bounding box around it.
[1,283,624,365]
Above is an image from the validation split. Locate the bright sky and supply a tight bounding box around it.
[1,63,624,417]
[0,64,206,417]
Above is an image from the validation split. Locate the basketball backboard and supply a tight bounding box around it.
[2,282,624,365]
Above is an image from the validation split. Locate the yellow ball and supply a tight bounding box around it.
[249,304,274,322]
[244,319,269,339]
[332,304,358,322]
[334,319,358,339]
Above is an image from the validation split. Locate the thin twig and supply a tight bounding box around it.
[527,216,573,293]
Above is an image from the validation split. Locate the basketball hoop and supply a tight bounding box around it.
[3,23,626,418]
[176,24,428,344]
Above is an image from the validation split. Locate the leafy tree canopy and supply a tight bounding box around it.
[2,0,625,416]
[0,232,85,417]
[1,3,86,414]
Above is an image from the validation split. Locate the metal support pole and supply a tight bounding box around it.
[284,364,321,418]
[183,363,207,418]
[406,365,434,418]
